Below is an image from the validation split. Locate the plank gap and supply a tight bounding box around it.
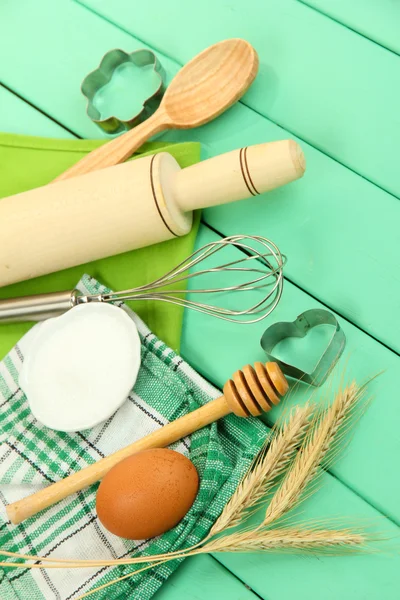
[0,83,80,139]
[203,220,400,359]
[73,0,400,202]
[298,0,400,56]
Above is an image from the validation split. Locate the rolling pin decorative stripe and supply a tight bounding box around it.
[0,140,305,287]
[7,361,288,525]
[240,147,259,196]
[149,153,178,237]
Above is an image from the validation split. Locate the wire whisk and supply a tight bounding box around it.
[85,235,285,323]
[0,235,285,324]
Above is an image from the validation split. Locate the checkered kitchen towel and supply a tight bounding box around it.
[0,275,268,600]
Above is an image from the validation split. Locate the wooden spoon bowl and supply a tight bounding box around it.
[55,39,259,181]
[162,38,258,127]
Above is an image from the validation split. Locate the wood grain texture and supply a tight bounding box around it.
[0,0,398,514]
[0,0,399,516]
[212,469,400,600]
[181,226,400,525]
[195,108,400,354]
[174,140,305,211]
[1,2,400,598]
[54,39,258,180]
[1,0,399,354]
[301,0,400,55]
[80,0,400,198]
[155,554,260,600]
[54,111,166,180]
[0,86,75,138]
[0,140,303,287]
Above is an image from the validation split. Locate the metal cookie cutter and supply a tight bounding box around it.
[260,309,346,386]
[81,48,165,135]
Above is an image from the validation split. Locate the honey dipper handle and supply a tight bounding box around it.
[6,395,230,525]
[53,111,167,182]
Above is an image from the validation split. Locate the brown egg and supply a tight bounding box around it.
[96,448,199,539]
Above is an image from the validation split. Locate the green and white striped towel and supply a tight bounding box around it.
[0,275,268,600]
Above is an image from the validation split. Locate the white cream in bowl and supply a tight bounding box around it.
[19,303,141,432]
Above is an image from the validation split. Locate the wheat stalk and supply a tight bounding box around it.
[209,403,313,537]
[0,526,368,570]
[263,383,363,527]
[73,526,367,599]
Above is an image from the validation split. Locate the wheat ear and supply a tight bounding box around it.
[208,403,314,537]
[263,383,363,527]
[204,525,366,553]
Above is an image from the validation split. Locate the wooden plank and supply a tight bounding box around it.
[0,94,261,600]
[155,555,260,600]
[0,0,180,139]
[0,86,74,138]
[1,0,399,355]
[1,99,399,600]
[2,7,399,598]
[79,0,400,198]
[212,469,400,600]
[300,0,400,55]
[181,225,400,525]
[196,107,400,355]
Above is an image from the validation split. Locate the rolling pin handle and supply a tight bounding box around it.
[172,139,306,212]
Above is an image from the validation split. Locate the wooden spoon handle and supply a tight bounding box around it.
[6,395,230,524]
[54,111,167,182]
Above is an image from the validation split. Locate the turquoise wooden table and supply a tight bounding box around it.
[1,1,400,598]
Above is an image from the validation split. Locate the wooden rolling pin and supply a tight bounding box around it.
[7,361,288,525]
[0,140,305,287]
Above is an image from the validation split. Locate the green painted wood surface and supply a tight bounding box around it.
[177,106,400,354]
[0,0,180,139]
[0,86,74,138]
[155,554,260,600]
[182,226,400,524]
[1,1,400,598]
[1,0,399,357]
[79,0,400,198]
[301,0,400,55]
[212,469,400,600]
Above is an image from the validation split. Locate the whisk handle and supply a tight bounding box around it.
[0,290,80,323]
[173,140,305,212]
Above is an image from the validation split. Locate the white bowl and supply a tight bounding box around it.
[19,303,141,432]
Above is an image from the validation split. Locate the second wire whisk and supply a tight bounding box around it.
[0,235,285,324]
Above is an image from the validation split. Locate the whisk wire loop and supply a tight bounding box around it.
[84,235,285,323]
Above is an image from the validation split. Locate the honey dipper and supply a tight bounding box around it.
[7,362,288,525]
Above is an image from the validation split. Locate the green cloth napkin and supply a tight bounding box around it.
[0,133,201,356]
[0,275,268,600]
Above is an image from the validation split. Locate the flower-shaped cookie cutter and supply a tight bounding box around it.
[260,309,346,387]
[81,48,165,135]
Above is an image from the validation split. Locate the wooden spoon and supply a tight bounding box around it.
[55,39,258,182]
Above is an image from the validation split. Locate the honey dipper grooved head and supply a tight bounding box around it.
[223,362,288,417]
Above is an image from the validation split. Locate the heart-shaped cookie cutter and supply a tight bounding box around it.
[260,309,346,386]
